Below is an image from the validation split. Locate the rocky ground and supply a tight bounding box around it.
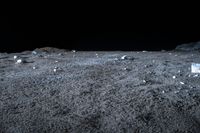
[0,48,200,133]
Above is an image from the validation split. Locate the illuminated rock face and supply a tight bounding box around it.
[176,41,200,51]
[0,48,200,132]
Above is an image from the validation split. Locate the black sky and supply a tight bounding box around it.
[1,31,200,52]
[1,16,200,52]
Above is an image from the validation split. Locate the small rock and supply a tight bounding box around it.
[162,90,165,93]
[123,68,127,70]
[55,60,58,63]
[13,55,18,60]
[121,55,127,60]
[15,59,23,64]
[173,76,176,79]
[180,82,185,85]
[72,50,76,53]
[32,51,37,55]
[53,68,57,72]
[169,53,172,55]
[193,74,198,77]
[178,70,181,73]
[174,90,179,94]
[143,80,146,83]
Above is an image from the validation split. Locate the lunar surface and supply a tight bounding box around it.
[0,47,200,132]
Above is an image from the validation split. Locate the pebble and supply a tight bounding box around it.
[162,90,165,93]
[143,80,146,83]
[72,50,76,53]
[174,90,179,94]
[14,55,18,60]
[123,68,127,70]
[33,66,36,70]
[193,74,198,77]
[15,59,23,64]
[53,68,57,72]
[173,76,176,79]
[32,51,37,55]
[121,55,127,60]
[55,60,58,63]
[180,82,185,85]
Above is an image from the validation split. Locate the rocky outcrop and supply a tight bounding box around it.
[175,41,200,51]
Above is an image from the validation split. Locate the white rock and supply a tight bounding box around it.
[191,63,200,73]
[193,74,198,77]
[14,55,18,60]
[72,50,76,53]
[180,82,185,85]
[173,76,176,79]
[33,66,36,69]
[162,90,165,93]
[32,51,37,55]
[55,60,58,63]
[123,68,127,70]
[121,55,127,60]
[15,59,22,64]
[174,90,179,94]
[143,80,146,83]
[53,68,57,72]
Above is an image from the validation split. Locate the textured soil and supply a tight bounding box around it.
[0,48,200,133]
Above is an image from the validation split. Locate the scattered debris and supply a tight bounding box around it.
[173,76,176,79]
[180,82,185,85]
[53,67,62,72]
[191,63,200,73]
[14,55,18,60]
[121,55,127,60]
